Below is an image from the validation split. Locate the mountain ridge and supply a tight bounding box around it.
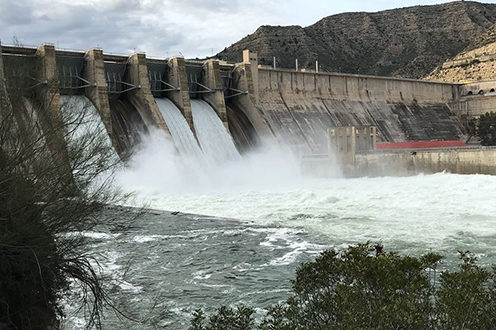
[216,1,496,79]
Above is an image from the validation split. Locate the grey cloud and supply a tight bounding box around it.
[0,0,35,26]
[0,0,303,57]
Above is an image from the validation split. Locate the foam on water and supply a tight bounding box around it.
[116,131,496,262]
[63,182,496,329]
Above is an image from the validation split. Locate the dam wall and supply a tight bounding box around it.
[253,66,466,154]
[354,147,496,176]
[0,44,244,159]
[1,44,496,174]
[452,81,496,121]
[301,147,496,177]
[257,68,456,102]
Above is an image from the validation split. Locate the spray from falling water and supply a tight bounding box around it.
[115,128,338,196]
[117,97,342,197]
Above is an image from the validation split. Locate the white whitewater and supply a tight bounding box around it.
[190,99,241,164]
[155,98,203,159]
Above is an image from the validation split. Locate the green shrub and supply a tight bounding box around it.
[476,111,496,146]
[190,244,496,330]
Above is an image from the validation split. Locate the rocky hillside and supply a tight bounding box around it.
[216,1,496,79]
[466,21,496,51]
[425,23,496,82]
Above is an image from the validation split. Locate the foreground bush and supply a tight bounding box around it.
[0,71,123,329]
[190,243,496,330]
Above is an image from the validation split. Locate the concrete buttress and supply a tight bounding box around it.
[165,57,195,135]
[231,62,274,140]
[127,53,171,136]
[35,44,75,190]
[84,48,117,149]
[201,60,229,132]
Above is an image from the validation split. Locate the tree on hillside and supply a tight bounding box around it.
[0,59,126,330]
[476,111,496,146]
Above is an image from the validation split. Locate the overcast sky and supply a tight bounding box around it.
[1,0,495,58]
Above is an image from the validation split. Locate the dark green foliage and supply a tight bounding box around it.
[0,67,123,329]
[467,117,478,142]
[476,111,496,146]
[0,173,66,330]
[436,251,496,330]
[281,243,435,330]
[190,306,255,330]
[191,244,496,330]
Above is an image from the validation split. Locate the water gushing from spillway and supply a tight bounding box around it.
[60,95,119,162]
[190,99,241,165]
[60,95,121,187]
[117,130,307,195]
[155,98,203,159]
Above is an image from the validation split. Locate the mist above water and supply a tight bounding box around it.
[116,130,314,195]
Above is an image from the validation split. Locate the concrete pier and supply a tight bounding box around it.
[84,48,115,147]
[231,60,274,140]
[165,57,195,134]
[35,44,74,184]
[201,60,229,131]
[127,52,171,136]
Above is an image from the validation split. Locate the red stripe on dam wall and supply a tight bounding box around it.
[376,141,467,149]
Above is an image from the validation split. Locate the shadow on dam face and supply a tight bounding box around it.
[109,98,149,157]
[226,103,260,154]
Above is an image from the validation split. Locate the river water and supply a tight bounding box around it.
[62,137,496,329]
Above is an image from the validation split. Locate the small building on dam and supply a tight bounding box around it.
[0,43,494,176]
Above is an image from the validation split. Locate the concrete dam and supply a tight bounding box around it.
[1,43,494,175]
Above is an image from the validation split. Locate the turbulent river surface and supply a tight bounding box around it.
[62,139,496,329]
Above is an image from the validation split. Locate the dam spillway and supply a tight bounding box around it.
[155,97,203,159]
[191,99,241,165]
[60,95,121,183]
[60,95,114,148]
